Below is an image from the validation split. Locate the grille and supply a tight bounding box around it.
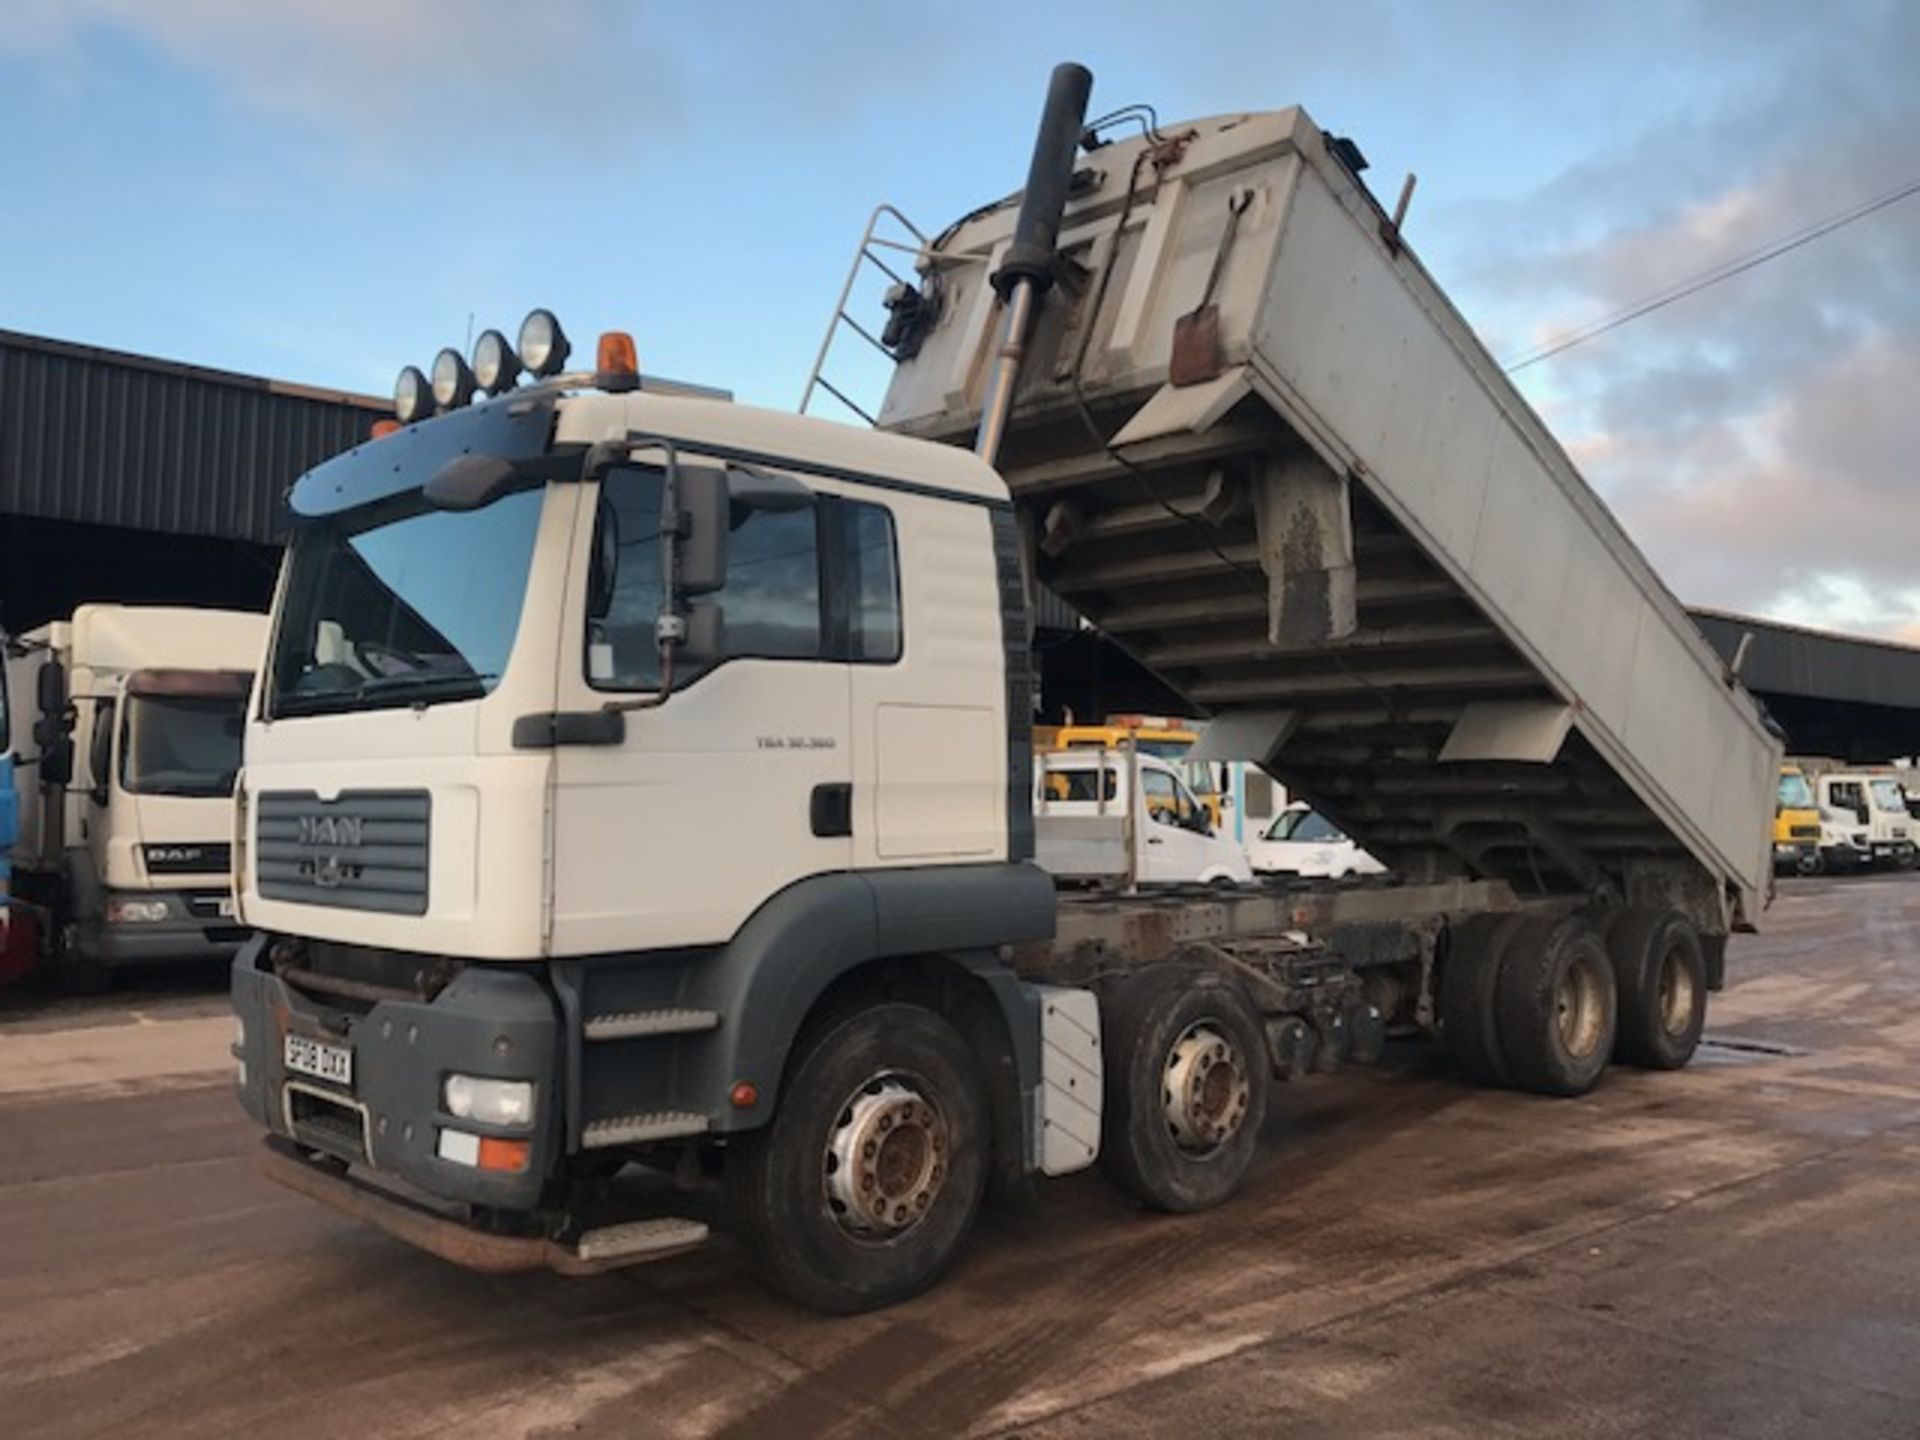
[144,843,232,875]
[256,790,430,915]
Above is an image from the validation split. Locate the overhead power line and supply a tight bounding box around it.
[1503,173,1920,373]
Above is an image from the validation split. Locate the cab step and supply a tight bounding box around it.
[581,1111,710,1149]
[583,1008,721,1041]
[571,1217,710,1266]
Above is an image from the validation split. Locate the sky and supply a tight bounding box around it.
[3,0,1917,635]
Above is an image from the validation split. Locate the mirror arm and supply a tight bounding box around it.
[602,434,687,715]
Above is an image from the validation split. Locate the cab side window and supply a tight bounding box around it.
[89,699,115,792]
[587,471,902,690]
[845,501,901,663]
[1141,767,1180,823]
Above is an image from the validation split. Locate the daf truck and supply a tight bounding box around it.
[6,605,265,990]
[228,65,1779,1312]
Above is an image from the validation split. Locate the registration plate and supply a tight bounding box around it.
[284,1033,352,1086]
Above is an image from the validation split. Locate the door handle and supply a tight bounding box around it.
[1147,836,1164,845]
[811,783,852,838]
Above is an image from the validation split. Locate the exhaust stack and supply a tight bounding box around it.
[974,62,1094,466]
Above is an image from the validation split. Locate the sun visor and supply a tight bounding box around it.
[127,668,254,700]
[289,392,558,519]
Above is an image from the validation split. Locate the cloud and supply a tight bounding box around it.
[1451,0,1920,636]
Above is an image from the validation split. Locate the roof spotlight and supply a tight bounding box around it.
[394,365,433,424]
[518,308,571,377]
[431,348,477,411]
[471,328,519,393]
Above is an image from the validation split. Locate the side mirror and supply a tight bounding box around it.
[680,601,726,665]
[1857,803,1871,824]
[675,465,730,596]
[89,781,109,809]
[37,659,67,714]
[39,732,74,787]
[424,453,517,512]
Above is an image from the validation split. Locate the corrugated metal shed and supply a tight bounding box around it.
[1691,608,1920,711]
[0,329,387,545]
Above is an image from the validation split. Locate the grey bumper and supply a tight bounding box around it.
[231,936,563,1212]
[81,889,251,966]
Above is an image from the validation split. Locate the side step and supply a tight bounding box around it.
[581,1111,710,1149]
[583,1008,720,1041]
[572,1217,710,1266]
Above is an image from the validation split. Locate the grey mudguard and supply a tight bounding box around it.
[688,862,1056,1122]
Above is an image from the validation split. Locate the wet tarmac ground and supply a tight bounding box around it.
[3,875,1918,1438]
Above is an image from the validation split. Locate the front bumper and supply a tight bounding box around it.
[231,937,562,1212]
[82,889,250,966]
[1772,842,1817,871]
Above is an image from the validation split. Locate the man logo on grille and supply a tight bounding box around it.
[298,815,364,848]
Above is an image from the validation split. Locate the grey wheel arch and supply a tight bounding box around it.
[683,863,1056,1146]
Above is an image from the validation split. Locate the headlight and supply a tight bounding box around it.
[431,347,477,410]
[471,328,519,393]
[518,308,571,377]
[443,1075,535,1127]
[106,898,170,923]
[394,364,432,424]
[233,1016,246,1051]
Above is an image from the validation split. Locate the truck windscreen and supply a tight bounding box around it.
[268,489,543,717]
[122,694,245,797]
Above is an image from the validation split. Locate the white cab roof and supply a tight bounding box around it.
[551,390,1011,504]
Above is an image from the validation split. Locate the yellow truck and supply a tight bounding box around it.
[1772,764,1821,874]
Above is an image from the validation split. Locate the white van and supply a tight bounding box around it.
[1246,803,1386,880]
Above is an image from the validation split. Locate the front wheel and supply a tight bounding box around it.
[726,1003,988,1313]
[1098,964,1269,1213]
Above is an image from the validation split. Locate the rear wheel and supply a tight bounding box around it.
[726,1003,988,1313]
[1496,915,1616,1097]
[1440,912,1525,1086]
[1098,964,1268,1213]
[1606,910,1707,1070]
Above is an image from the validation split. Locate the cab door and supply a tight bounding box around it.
[547,463,851,955]
[1138,765,1210,882]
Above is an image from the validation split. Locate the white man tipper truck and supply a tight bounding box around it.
[6,605,264,990]
[228,65,1780,1312]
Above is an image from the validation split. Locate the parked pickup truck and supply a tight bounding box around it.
[1035,747,1253,886]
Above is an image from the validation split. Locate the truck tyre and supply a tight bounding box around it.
[1440,913,1525,1087]
[725,1002,988,1314]
[1605,910,1707,1070]
[1495,915,1616,1097]
[1098,964,1268,1213]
